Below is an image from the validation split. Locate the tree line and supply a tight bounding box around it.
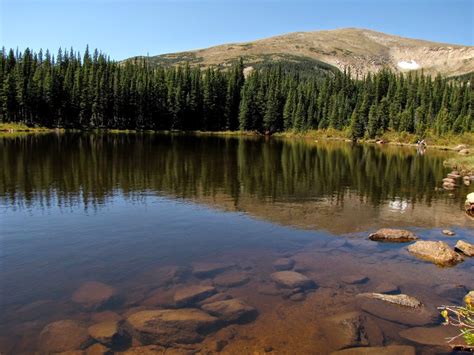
[1,47,472,139]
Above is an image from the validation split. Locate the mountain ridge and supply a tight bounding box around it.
[127,28,474,77]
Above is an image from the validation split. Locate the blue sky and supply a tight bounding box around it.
[1,0,472,60]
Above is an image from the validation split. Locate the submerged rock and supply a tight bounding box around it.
[320,311,383,351]
[407,241,463,266]
[121,345,165,354]
[434,284,468,301]
[270,271,316,289]
[368,229,418,243]
[213,271,250,288]
[459,149,470,155]
[399,326,460,346]
[192,262,234,278]
[88,320,129,348]
[72,281,119,310]
[38,320,92,353]
[257,283,281,296]
[357,293,422,308]
[201,299,257,323]
[198,293,232,306]
[455,240,474,257]
[341,274,369,285]
[289,292,306,301]
[85,343,113,355]
[125,309,218,345]
[357,297,434,326]
[90,311,122,323]
[174,285,217,307]
[373,282,400,294]
[442,229,455,236]
[332,345,416,355]
[272,258,295,271]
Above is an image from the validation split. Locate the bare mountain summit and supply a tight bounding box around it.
[131,28,474,77]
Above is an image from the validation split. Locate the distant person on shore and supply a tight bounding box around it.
[417,139,426,155]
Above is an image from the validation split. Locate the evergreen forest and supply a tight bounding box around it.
[1,47,472,139]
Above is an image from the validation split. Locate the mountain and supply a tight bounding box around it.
[128,28,474,77]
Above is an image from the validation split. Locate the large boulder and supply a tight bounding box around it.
[72,281,119,310]
[201,299,257,324]
[125,309,218,345]
[272,258,295,271]
[331,345,415,355]
[407,241,463,266]
[455,240,474,257]
[270,271,316,289]
[38,320,93,353]
[320,312,383,351]
[368,229,418,243]
[173,285,217,307]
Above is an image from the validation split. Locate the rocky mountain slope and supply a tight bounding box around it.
[129,28,474,77]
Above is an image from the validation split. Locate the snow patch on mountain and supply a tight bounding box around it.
[397,60,420,70]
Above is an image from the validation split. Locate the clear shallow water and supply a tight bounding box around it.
[0,133,473,354]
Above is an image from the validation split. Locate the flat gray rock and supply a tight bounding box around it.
[270,271,316,289]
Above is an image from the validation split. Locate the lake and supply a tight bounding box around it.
[1,133,473,354]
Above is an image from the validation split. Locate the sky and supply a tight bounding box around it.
[1,0,473,60]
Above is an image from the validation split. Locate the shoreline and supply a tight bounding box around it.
[1,124,473,169]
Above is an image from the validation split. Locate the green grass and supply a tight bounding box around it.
[0,122,51,131]
[444,155,474,172]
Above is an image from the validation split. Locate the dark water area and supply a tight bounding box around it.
[0,133,473,354]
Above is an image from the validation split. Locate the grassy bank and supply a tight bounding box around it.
[1,123,473,151]
[444,155,474,173]
[275,128,474,150]
[0,122,52,132]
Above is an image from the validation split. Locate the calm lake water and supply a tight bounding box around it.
[1,133,473,354]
